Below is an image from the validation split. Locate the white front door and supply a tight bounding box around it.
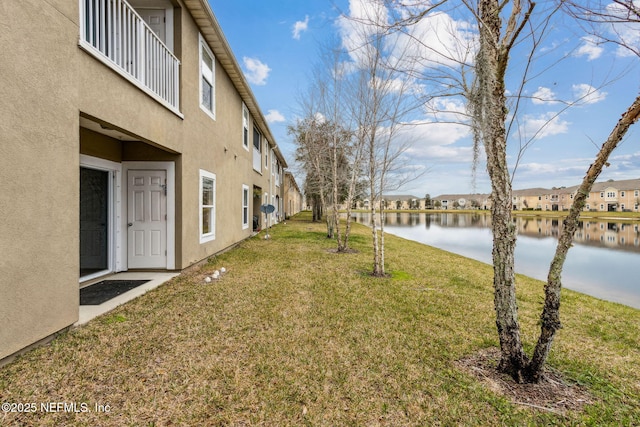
[128,170,167,269]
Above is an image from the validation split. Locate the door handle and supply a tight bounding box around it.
[128,223,133,227]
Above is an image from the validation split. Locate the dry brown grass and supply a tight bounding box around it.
[1,212,639,426]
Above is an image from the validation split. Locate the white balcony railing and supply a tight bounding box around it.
[80,0,180,112]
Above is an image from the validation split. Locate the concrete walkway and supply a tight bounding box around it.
[76,271,180,326]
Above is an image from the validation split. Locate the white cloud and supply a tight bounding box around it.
[512,159,591,189]
[575,35,604,61]
[520,113,570,140]
[265,109,285,123]
[242,57,271,85]
[292,15,309,40]
[392,11,476,71]
[336,0,475,70]
[336,0,389,65]
[605,1,640,57]
[572,83,607,104]
[531,87,559,105]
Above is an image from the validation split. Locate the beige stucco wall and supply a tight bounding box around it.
[74,0,271,269]
[175,8,270,266]
[0,0,81,359]
[1,0,286,360]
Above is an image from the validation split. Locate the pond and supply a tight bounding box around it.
[351,212,640,309]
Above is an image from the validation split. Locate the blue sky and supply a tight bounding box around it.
[210,0,640,197]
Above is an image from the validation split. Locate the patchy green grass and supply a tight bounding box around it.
[1,211,639,426]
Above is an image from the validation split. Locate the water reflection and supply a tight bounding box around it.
[351,212,640,309]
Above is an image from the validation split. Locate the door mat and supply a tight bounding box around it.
[80,280,150,306]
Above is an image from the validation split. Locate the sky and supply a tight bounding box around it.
[209,0,640,197]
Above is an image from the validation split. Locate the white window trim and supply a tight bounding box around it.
[199,169,216,243]
[242,103,250,151]
[199,34,216,120]
[242,184,250,229]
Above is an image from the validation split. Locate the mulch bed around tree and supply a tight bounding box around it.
[456,348,593,415]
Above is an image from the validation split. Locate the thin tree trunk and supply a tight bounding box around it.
[379,204,386,276]
[527,94,640,382]
[370,204,381,275]
[332,141,343,249]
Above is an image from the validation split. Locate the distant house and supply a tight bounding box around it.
[512,188,549,210]
[1,0,291,362]
[432,194,491,210]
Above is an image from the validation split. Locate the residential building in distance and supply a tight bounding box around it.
[430,178,640,212]
[284,172,304,219]
[1,0,289,362]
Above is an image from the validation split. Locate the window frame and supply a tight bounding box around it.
[199,169,216,243]
[242,184,250,229]
[242,103,250,151]
[199,34,216,120]
[253,127,262,173]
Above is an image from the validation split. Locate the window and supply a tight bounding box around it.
[243,104,249,150]
[600,204,604,210]
[265,144,269,168]
[635,190,639,197]
[199,35,215,119]
[621,191,625,197]
[242,185,249,229]
[607,191,616,198]
[253,127,262,172]
[199,170,216,242]
[600,192,604,198]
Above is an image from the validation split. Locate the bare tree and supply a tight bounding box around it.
[315,42,367,252]
[344,8,423,276]
[289,115,332,228]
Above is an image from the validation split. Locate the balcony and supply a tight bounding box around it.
[80,0,180,114]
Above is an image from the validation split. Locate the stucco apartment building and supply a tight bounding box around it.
[1,0,289,361]
[511,179,640,212]
[359,195,426,210]
[432,179,640,212]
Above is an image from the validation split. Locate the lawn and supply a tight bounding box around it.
[1,212,639,426]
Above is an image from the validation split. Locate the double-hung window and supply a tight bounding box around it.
[253,128,262,172]
[199,35,215,119]
[243,104,249,150]
[242,185,250,229]
[200,170,216,242]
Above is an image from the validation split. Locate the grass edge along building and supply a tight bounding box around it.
[0,0,303,362]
